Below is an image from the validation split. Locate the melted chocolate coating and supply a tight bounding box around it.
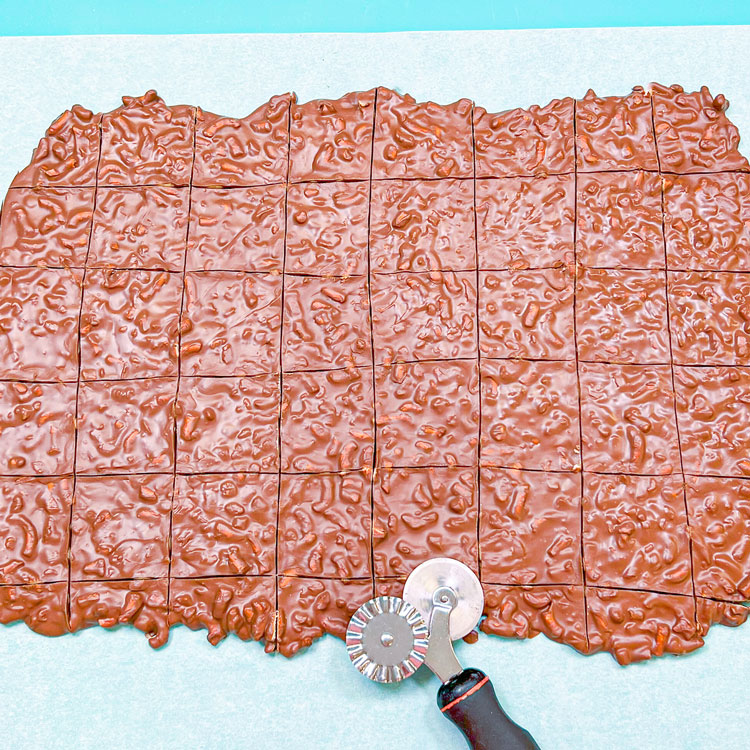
[1,85,749,663]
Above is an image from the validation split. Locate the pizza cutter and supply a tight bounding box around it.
[347,558,540,750]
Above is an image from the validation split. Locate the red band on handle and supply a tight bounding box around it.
[439,675,489,713]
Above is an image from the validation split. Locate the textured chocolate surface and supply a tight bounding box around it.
[1,85,749,664]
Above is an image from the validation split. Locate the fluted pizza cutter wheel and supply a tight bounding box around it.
[346,558,540,750]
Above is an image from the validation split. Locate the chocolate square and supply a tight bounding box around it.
[99,93,194,186]
[277,576,373,656]
[290,90,375,181]
[675,366,750,477]
[281,368,373,473]
[474,97,575,178]
[193,95,290,187]
[371,271,477,363]
[177,375,279,473]
[576,268,670,364]
[576,171,665,269]
[70,474,172,580]
[88,186,189,271]
[583,473,691,594]
[80,269,181,380]
[0,188,94,268]
[481,359,580,471]
[181,271,281,376]
[0,267,82,381]
[476,175,575,270]
[278,472,371,578]
[0,476,73,584]
[373,90,473,179]
[187,186,285,272]
[369,179,476,272]
[169,575,275,647]
[481,584,587,653]
[479,267,574,360]
[686,475,750,601]
[575,88,658,172]
[579,363,679,475]
[282,275,372,372]
[69,578,169,648]
[664,173,750,271]
[0,581,68,636]
[651,83,749,174]
[77,378,176,474]
[0,381,76,475]
[11,106,101,188]
[696,597,749,636]
[586,587,701,664]
[480,468,581,585]
[286,182,369,276]
[171,473,277,577]
[374,466,477,577]
[668,271,750,365]
[376,360,479,468]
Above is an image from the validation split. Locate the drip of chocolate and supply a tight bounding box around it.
[0,84,749,664]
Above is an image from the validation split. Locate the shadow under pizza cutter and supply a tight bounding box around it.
[346,558,540,750]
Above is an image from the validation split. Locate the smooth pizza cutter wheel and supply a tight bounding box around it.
[347,558,539,750]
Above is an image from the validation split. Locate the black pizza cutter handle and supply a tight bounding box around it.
[437,667,541,750]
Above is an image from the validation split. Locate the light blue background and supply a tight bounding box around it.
[1,25,750,750]
[1,0,750,35]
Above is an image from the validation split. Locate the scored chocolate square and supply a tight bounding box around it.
[193,94,291,187]
[80,269,181,380]
[686,475,750,601]
[0,476,73,584]
[0,266,82,381]
[69,578,169,648]
[88,186,189,271]
[664,173,750,271]
[373,466,477,577]
[170,575,275,647]
[480,359,580,472]
[576,268,670,364]
[373,90,473,179]
[278,471,371,578]
[171,473,278,577]
[476,175,575,270]
[286,181,369,276]
[478,267,574,360]
[0,188,94,268]
[180,271,281,377]
[481,584,587,654]
[77,378,176,474]
[176,375,279,474]
[99,92,194,186]
[583,473,692,595]
[281,368,373,473]
[370,271,477,364]
[473,97,575,178]
[579,363,680,475]
[282,275,371,372]
[289,90,375,182]
[0,381,76,475]
[277,576,373,657]
[369,179,476,272]
[576,171,665,269]
[0,581,69,636]
[480,468,581,585]
[668,271,750,366]
[70,474,172,580]
[575,88,658,172]
[376,360,479,468]
[674,365,750,477]
[187,186,285,272]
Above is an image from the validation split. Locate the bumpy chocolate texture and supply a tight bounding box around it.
[0,84,749,665]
